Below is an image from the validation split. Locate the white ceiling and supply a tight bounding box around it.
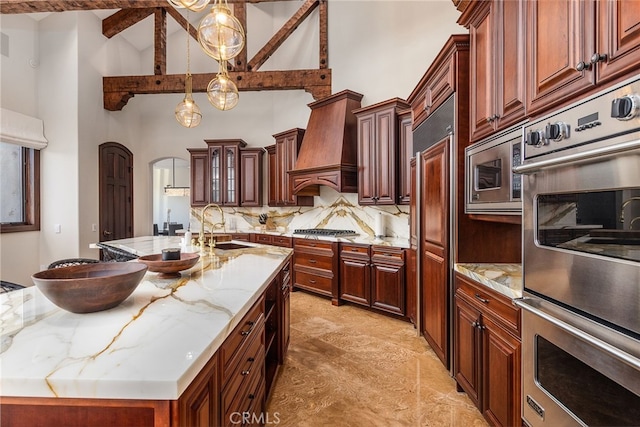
[27,8,201,52]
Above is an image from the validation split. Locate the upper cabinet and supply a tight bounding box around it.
[398,109,413,205]
[268,129,314,207]
[188,139,262,207]
[354,98,411,205]
[459,0,526,142]
[526,0,640,117]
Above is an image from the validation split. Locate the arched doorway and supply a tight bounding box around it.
[152,157,190,235]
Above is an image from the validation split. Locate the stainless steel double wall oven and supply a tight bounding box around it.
[514,76,640,427]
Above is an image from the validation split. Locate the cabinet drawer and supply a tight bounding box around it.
[222,328,265,417]
[340,243,370,260]
[293,238,335,252]
[294,270,333,295]
[222,351,265,426]
[295,251,334,271]
[231,233,251,242]
[271,236,292,248]
[454,273,519,336]
[371,246,404,265]
[220,297,265,383]
[253,234,273,244]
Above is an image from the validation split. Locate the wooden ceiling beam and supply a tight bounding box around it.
[102,8,155,39]
[0,0,298,14]
[247,0,318,72]
[232,2,247,71]
[318,0,327,69]
[103,69,332,110]
[154,7,166,75]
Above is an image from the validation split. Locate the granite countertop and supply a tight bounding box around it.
[454,263,523,299]
[186,229,411,249]
[1,237,292,400]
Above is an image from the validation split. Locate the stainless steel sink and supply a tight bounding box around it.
[214,242,252,250]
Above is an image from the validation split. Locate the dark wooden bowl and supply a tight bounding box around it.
[32,262,148,314]
[136,252,200,279]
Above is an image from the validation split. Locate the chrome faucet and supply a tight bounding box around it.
[619,197,640,224]
[198,203,226,251]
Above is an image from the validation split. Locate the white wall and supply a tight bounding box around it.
[0,14,41,285]
[0,1,464,285]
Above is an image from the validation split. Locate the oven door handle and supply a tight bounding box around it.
[512,139,640,175]
[515,298,640,371]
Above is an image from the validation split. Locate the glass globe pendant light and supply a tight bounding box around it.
[197,0,245,61]
[168,0,210,13]
[175,12,202,127]
[207,60,239,111]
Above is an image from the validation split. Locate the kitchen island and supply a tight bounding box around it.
[1,237,292,426]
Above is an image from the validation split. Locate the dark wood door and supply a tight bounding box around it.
[453,294,482,408]
[468,1,495,140]
[420,138,450,368]
[240,149,263,207]
[596,0,640,84]
[266,145,277,207]
[397,111,413,205]
[189,149,209,207]
[482,315,521,427]
[99,142,133,242]
[371,261,404,316]
[373,109,397,205]
[175,353,220,427]
[357,113,377,204]
[526,0,596,116]
[339,256,370,306]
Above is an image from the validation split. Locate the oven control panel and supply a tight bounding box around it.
[523,76,640,159]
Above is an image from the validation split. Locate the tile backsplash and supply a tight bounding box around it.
[190,187,410,240]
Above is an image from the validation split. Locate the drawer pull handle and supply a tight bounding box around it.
[241,320,255,336]
[248,393,255,400]
[474,293,489,304]
[309,259,317,263]
[241,368,251,376]
[282,284,289,291]
[248,357,255,362]
[309,279,316,284]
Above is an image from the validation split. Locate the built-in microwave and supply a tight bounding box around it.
[465,124,523,214]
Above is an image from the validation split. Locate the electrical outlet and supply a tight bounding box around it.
[54,224,61,234]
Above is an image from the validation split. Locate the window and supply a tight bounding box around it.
[0,141,40,232]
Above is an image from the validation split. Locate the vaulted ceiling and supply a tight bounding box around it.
[0,0,332,110]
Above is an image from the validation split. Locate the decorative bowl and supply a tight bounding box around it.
[31,262,148,314]
[136,252,200,279]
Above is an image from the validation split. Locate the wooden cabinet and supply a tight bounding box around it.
[293,238,340,305]
[230,233,251,242]
[355,98,410,205]
[406,157,418,326]
[189,139,263,207]
[279,260,291,363]
[188,148,209,207]
[459,0,526,142]
[268,129,313,207]
[251,233,292,248]
[339,243,371,306]
[453,273,521,427]
[240,148,263,207]
[397,109,413,205]
[219,297,265,427]
[370,246,405,316]
[410,52,456,130]
[264,277,279,399]
[420,138,450,368]
[526,0,640,117]
[339,243,406,317]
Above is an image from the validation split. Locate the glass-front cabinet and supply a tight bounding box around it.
[207,139,245,206]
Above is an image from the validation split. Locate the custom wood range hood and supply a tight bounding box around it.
[289,89,363,196]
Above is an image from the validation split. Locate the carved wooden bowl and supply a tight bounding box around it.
[136,252,200,279]
[32,262,148,314]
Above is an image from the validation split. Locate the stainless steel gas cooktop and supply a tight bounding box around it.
[293,228,358,237]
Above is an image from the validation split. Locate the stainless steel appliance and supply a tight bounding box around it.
[465,125,523,214]
[293,228,358,237]
[514,76,640,427]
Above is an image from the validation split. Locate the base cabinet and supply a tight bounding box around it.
[453,273,521,427]
[339,243,406,317]
[293,238,339,305]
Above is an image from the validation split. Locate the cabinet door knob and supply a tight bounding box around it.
[575,61,591,72]
[590,52,608,64]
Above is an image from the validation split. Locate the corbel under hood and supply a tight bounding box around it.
[289,90,363,196]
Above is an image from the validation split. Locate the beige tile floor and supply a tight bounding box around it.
[266,291,489,427]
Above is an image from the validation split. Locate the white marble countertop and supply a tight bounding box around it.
[454,263,523,299]
[1,237,292,400]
